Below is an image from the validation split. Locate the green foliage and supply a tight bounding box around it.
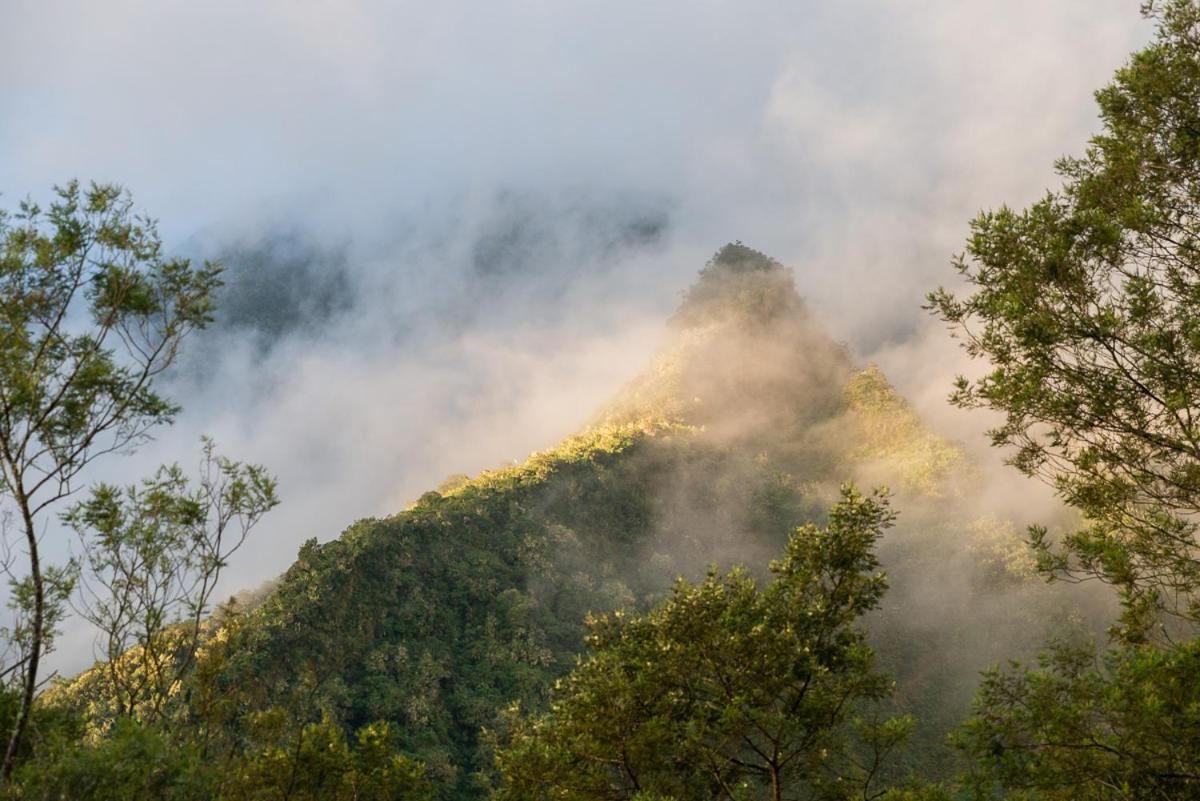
[62,439,278,724]
[958,637,1200,799]
[20,604,432,800]
[839,366,969,496]
[492,485,911,801]
[1,564,77,688]
[0,180,221,781]
[222,713,433,801]
[877,785,954,801]
[0,182,220,467]
[0,689,83,778]
[9,708,433,801]
[927,1,1200,639]
[930,4,1200,798]
[11,717,211,801]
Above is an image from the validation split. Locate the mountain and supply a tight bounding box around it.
[52,243,1094,798]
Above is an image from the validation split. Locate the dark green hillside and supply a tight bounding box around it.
[210,244,869,795]
[51,243,1093,798]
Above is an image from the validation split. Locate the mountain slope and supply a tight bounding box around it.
[53,243,1092,798]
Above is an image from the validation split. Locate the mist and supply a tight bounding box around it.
[1,1,1150,675]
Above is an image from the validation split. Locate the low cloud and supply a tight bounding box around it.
[1,0,1151,674]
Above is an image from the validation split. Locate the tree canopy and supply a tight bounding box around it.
[929,0,1200,641]
[931,2,1200,796]
[0,181,221,781]
[493,485,912,801]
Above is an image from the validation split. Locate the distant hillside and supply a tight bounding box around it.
[52,244,1097,799]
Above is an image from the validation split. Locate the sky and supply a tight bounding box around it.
[1,0,1152,671]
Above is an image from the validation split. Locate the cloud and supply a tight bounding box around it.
[0,0,1153,673]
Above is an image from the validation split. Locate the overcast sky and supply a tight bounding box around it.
[1,1,1151,670]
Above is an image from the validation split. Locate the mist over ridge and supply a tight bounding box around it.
[3,5,1151,648]
[47,239,1118,798]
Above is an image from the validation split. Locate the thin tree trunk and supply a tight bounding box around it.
[1,497,44,784]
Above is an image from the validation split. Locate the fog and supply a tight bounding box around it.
[0,0,1150,673]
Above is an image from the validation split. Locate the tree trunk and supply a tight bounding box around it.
[0,498,44,784]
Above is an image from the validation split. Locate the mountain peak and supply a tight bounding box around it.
[707,241,781,274]
[673,242,804,328]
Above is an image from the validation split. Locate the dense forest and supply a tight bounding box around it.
[2,1,1200,799]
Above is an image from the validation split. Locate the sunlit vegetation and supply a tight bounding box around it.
[839,366,969,496]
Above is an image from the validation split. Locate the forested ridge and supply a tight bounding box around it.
[27,244,1080,799]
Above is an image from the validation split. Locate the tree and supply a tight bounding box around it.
[64,438,278,724]
[493,485,912,801]
[956,639,1200,799]
[220,711,434,801]
[0,181,221,782]
[927,0,1200,641]
[10,716,212,801]
[928,1,1200,795]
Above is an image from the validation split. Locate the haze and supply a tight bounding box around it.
[0,0,1149,671]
